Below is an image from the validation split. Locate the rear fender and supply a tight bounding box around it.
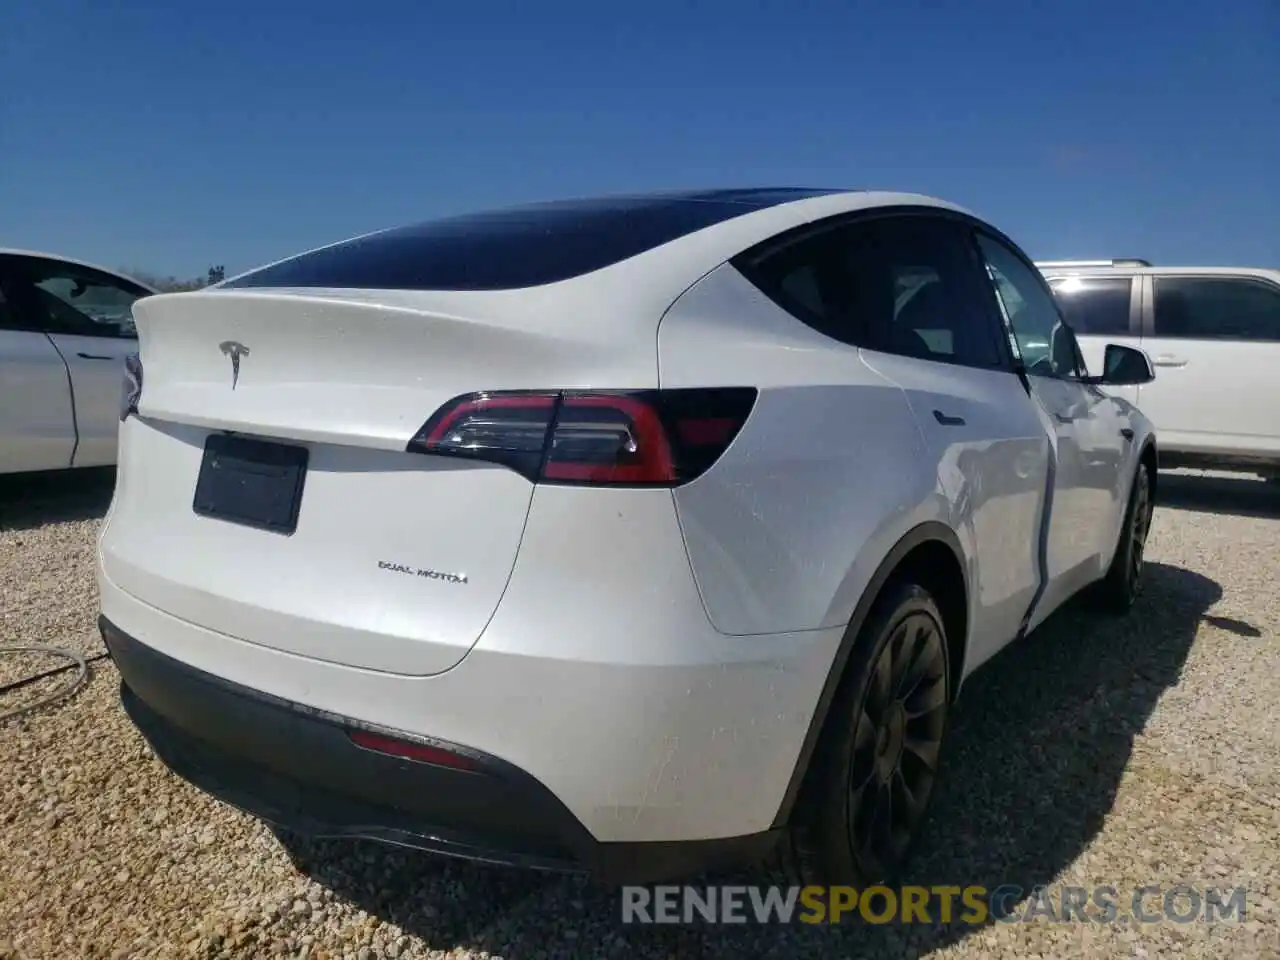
[770,521,968,829]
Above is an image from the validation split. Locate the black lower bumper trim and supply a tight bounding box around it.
[101,616,781,883]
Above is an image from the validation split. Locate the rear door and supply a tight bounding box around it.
[4,255,147,467]
[974,233,1128,627]
[828,213,1051,669]
[0,258,77,474]
[1135,273,1280,459]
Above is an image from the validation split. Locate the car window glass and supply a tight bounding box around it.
[740,228,870,346]
[779,264,825,317]
[1152,277,1280,341]
[893,268,952,353]
[1048,276,1133,335]
[738,215,1006,368]
[15,262,143,338]
[855,219,1006,368]
[223,189,843,292]
[976,233,1081,378]
[0,283,18,331]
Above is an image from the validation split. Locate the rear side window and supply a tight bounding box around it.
[222,189,840,292]
[3,256,147,338]
[0,282,17,331]
[736,214,1008,369]
[1152,277,1280,341]
[1047,276,1133,335]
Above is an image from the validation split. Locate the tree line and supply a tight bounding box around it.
[124,265,226,292]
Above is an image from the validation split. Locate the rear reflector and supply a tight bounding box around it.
[347,729,478,771]
[407,388,757,487]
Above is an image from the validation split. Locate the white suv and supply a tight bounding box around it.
[1038,259,1280,480]
[99,189,1157,887]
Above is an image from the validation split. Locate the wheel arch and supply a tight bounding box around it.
[770,520,969,829]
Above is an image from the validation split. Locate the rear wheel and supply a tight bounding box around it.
[1094,461,1152,614]
[776,580,951,888]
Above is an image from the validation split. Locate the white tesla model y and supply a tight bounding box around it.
[98,188,1158,886]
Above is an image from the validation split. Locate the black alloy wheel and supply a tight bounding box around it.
[1126,467,1152,596]
[777,581,952,889]
[845,610,948,879]
[1096,461,1153,614]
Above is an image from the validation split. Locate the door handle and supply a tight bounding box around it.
[1152,355,1187,368]
[1053,412,1075,424]
[933,410,965,426]
[1120,427,1134,441]
[76,352,114,361]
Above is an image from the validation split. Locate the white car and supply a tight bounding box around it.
[1038,259,1280,480]
[98,189,1157,886]
[0,249,155,475]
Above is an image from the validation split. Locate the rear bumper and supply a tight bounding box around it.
[102,616,780,883]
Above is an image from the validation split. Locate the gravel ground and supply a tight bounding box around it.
[1,468,1278,959]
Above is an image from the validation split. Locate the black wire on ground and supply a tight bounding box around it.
[1,472,117,721]
[0,646,110,723]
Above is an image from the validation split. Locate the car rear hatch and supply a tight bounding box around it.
[103,287,658,676]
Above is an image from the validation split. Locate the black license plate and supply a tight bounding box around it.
[193,434,308,534]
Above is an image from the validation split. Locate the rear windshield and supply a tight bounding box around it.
[222,189,841,292]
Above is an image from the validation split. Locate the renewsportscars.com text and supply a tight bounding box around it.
[620,884,1248,926]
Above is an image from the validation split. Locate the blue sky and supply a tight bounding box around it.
[3,0,1276,278]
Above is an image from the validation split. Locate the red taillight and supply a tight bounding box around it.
[542,393,675,484]
[347,729,478,771]
[407,388,757,487]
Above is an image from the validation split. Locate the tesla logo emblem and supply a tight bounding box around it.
[218,340,250,389]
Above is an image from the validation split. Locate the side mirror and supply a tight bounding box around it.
[1087,344,1155,386]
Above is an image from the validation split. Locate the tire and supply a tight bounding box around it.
[1094,460,1153,614]
[774,580,951,889]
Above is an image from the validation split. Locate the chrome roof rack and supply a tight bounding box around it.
[1034,258,1152,268]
